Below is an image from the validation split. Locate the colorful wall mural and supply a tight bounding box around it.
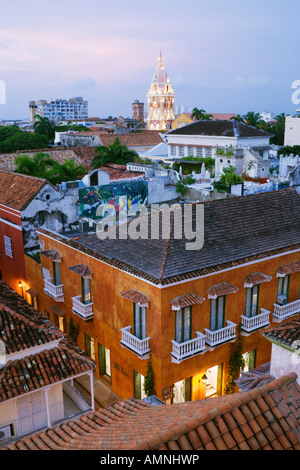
[79,180,148,220]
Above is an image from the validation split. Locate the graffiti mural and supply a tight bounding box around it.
[79,180,148,220]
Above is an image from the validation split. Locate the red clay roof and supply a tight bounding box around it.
[171,293,205,310]
[98,131,164,148]
[99,163,144,180]
[207,282,239,299]
[0,171,48,211]
[3,373,300,450]
[244,272,272,288]
[0,281,95,402]
[120,289,150,307]
[276,261,300,277]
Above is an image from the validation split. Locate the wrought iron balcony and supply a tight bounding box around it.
[120,326,150,359]
[72,296,94,321]
[171,331,206,363]
[240,308,270,333]
[204,321,237,348]
[43,278,64,302]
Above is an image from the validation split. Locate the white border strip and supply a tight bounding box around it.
[0,217,22,231]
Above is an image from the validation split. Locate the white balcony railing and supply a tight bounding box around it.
[240,308,270,333]
[204,321,237,348]
[72,296,94,320]
[120,326,150,358]
[171,331,206,363]
[273,299,300,321]
[44,278,64,302]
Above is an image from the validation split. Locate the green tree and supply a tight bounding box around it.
[33,115,55,139]
[213,165,243,193]
[91,137,138,169]
[143,358,156,397]
[191,108,213,121]
[241,111,263,127]
[0,132,48,153]
[14,152,56,179]
[271,113,287,146]
[49,159,87,184]
[224,327,245,394]
[68,317,79,343]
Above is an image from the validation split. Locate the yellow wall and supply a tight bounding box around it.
[172,113,193,130]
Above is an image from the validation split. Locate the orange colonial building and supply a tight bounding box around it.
[24,189,300,403]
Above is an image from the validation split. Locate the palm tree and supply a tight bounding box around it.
[191,108,212,121]
[242,111,263,128]
[91,137,138,169]
[49,159,88,184]
[230,114,245,122]
[14,152,56,179]
[33,115,55,139]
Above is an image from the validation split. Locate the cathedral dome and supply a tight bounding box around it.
[151,51,169,87]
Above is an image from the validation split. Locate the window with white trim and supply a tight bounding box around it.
[178,146,184,157]
[4,236,13,258]
[170,146,176,156]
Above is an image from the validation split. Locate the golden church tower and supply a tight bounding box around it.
[146,51,175,130]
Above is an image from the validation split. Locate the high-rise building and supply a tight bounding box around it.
[132,100,144,122]
[146,51,175,131]
[29,97,88,123]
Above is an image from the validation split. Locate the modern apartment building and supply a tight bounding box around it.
[29,97,88,123]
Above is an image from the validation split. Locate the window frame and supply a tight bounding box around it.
[133,303,147,340]
[245,285,260,318]
[174,306,192,344]
[210,296,226,331]
[277,275,290,302]
[81,277,92,305]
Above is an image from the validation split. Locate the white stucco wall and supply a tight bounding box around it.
[284,116,300,146]
[270,343,300,385]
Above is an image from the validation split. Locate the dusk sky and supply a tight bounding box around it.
[1,0,300,120]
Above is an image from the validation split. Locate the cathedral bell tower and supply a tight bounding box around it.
[146,51,175,131]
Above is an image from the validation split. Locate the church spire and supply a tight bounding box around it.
[146,51,175,131]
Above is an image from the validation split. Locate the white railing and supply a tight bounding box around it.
[241,308,270,333]
[44,278,64,301]
[171,331,206,363]
[204,321,237,348]
[120,326,150,358]
[273,299,300,321]
[72,296,94,320]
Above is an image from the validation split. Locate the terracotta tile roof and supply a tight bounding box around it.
[244,272,272,288]
[207,282,239,299]
[0,346,93,402]
[120,289,149,307]
[37,189,300,286]
[0,281,95,402]
[67,263,93,278]
[0,171,48,211]
[171,293,205,310]
[98,131,164,148]
[4,373,300,450]
[263,319,300,352]
[0,306,57,355]
[235,363,274,391]
[168,120,273,138]
[41,249,62,261]
[98,163,145,180]
[276,261,300,277]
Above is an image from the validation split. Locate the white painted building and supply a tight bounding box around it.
[284,115,300,146]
